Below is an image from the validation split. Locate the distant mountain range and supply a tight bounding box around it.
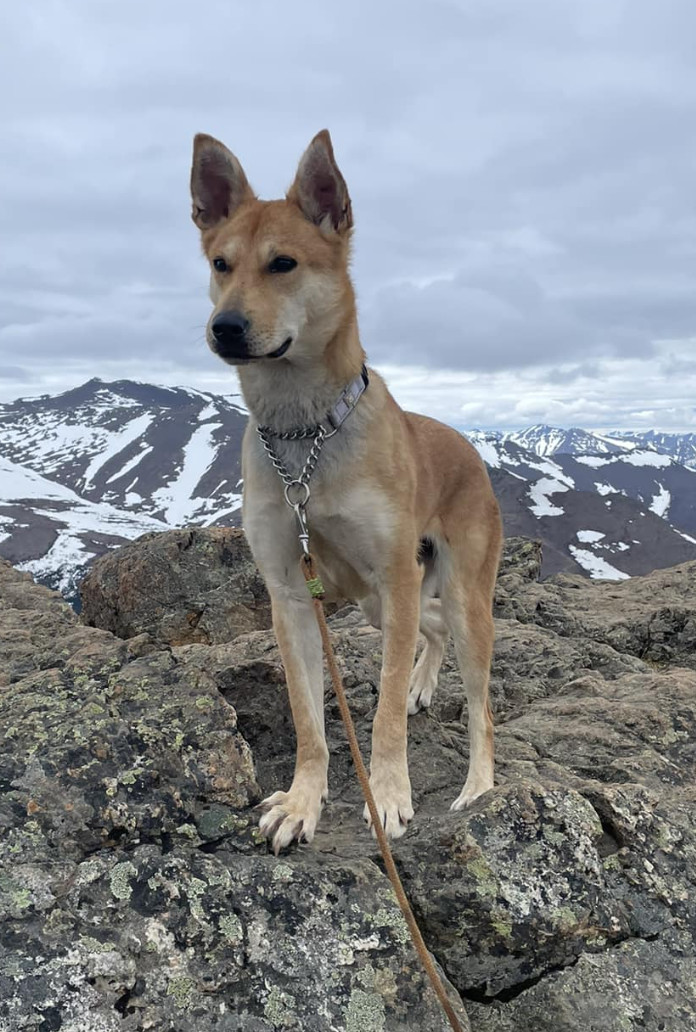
[494,424,696,470]
[1,378,694,601]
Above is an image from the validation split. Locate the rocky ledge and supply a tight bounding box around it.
[1,534,695,1031]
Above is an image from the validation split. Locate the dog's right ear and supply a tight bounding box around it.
[190,134,255,231]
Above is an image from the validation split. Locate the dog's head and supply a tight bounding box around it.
[190,130,353,366]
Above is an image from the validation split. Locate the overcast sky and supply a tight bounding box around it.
[1,0,695,430]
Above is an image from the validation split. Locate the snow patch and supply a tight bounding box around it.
[568,546,630,581]
[577,456,610,468]
[528,477,570,517]
[105,445,154,484]
[624,450,672,468]
[472,439,501,468]
[151,422,222,525]
[577,530,605,543]
[82,414,153,487]
[198,402,219,422]
[527,459,575,487]
[648,484,671,517]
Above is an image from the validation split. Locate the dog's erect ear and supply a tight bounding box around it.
[287,130,352,234]
[190,134,255,231]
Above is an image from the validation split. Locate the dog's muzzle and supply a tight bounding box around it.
[210,310,292,361]
[211,310,251,359]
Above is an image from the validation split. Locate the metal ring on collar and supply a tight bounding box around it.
[284,481,311,508]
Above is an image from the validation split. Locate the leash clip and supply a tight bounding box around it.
[292,501,311,558]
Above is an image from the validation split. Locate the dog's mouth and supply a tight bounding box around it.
[212,336,292,363]
[268,337,292,359]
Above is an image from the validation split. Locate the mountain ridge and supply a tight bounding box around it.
[1,379,694,600]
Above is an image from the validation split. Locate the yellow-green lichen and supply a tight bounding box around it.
[345,988,386,1032]
[219,913,243,944]
[490,910,514,939]
[551,905,578,931]
[466,856,498,898]
[166,976,195,1011]
[79,935,117,954]
[272,863,294,885]
[264,984,298,1026]
[370,907,409,946]
[109,861,137,901]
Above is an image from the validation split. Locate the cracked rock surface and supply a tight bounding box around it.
[79,527,272,646]
[2,534,696,1031]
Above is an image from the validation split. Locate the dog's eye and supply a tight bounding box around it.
[268,255,297,274]
[213,257,228,273]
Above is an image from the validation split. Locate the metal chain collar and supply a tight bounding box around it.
[255,366,369,558]
[256,423,329,557]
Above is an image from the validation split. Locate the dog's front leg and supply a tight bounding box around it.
[257,581,329,853]
[366,553,422,839]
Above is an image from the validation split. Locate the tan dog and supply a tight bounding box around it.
[190,130,502,853]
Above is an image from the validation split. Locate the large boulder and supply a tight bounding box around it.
[79,527,272,645]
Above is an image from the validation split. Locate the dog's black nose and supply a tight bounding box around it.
[211,310,251,355]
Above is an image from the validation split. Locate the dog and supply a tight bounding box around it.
[190,130,502,854]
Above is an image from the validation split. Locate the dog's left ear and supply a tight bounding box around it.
[288,130,352,234]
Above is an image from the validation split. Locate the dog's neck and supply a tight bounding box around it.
[237,314,366,432]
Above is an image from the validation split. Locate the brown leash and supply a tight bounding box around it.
[301,555,468,1032]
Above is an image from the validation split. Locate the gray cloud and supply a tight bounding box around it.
[1,0,695,429]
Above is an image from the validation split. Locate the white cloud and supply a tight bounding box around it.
[0,0,695,433]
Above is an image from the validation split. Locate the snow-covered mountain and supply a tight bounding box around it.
[611,430,696,471]
[0,455,165,598]
[0,379,246,600]
[0,379,247,523]
[491,423,696,471]
[501,425,638,459]
[1,381,695,598]
[466,431,696,578]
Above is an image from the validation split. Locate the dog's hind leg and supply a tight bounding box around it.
[436,513,501,810]
[407,597,448,715]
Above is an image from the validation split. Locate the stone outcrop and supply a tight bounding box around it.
[79,527,271,645]
[1,534,695,1031]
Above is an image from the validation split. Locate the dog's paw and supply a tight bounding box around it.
[407,679,436,715]
[257,784,327,855]
[449,775,494,812]
[407,656,440,715]
[363,762,414,840]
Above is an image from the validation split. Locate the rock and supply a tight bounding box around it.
[4,539,696,1031]
[494,536,543,620]
[79,527,272,645]
[0,558,468,1031]
[507,559,696,670]
[0,560,259,864]
[467,934,696,1032]
[171,550,696,1030]
[0,845,467,1031]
